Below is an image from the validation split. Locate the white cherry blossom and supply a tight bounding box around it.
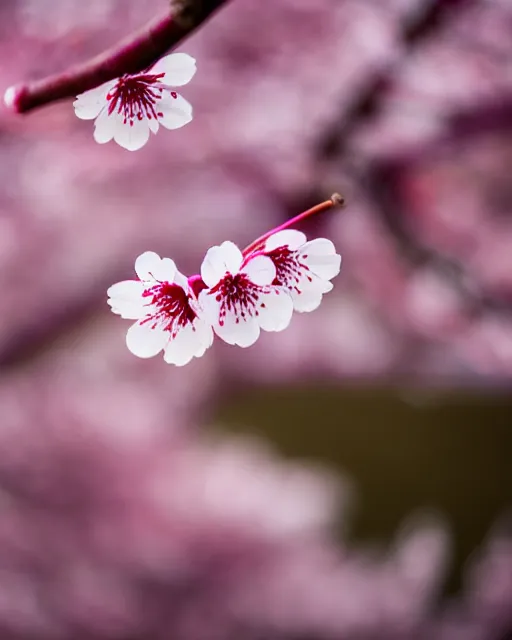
[73,53,196,151]
[260,229,342,312]
[107,251,213,366]
[198,241,294,348]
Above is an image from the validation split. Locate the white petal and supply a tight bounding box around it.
[73,80,116,120]
[304,253,341,281]
[74,99,105,121]
[217,312,261,347]
[107,280,145,300]
[113,116,151,151]
[93,108,116,144]
[192,316,215,353]
[110,301,147,319]
[135,252,176,282]
[242,254,276,286]
[135,252,161,281]
[163,319,213,366]
[319,279,334,294]
[153,257,177,282]
[126,321,168,358]
[200,241,243,288]
[257,289,294,332]
[151,53,197,86]
[264,229,307,252]
[199,290,260,348]
[173,270,190,291]
[163,329,195,366]
[147,116,159,134]
[302,238,337,256]
[292,288,324,313]
[295,272,334,295]
[301,240,341,280]
[199,289,221,325]
[157,93,193,130]
[286,272,333,312]
[107,280,147,319]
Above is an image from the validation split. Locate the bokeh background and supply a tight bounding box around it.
[0,0,511,638]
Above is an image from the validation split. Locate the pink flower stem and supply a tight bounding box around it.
[242,193,345,257]
[4,0,230,114]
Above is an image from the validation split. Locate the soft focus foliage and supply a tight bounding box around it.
[0,0,510,638]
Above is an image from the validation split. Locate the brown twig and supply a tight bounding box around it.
[4,0,230,114]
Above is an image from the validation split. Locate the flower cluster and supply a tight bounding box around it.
[108,228,341,366]
[73,53,196,151]
[74,52,344,364]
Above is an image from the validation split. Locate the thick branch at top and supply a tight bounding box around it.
[4,0,230,114]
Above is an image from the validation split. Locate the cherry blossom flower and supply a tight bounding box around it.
[199,241,294,347]
[107,197,343,362]
[107,251,213,365]
[258,229,342,312]
[73,53,196,151]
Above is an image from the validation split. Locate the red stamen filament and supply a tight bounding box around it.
[141,282,196,338]
[107,72,169,124]
[210,273,261,326]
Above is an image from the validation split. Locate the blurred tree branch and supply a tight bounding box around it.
[344,98,512,317]
[364,98,512,315]
[312,0,512,318]
[381,97,512,169]
[362,168,511,319]
[316,0,478,159]
[4,0,230,114]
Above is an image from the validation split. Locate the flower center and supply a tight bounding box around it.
[266,246,311,293]
[141,282,197,337]
[211,273,261,326]
[106,73,177,125]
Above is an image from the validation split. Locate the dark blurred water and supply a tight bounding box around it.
[218,384,512,590]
